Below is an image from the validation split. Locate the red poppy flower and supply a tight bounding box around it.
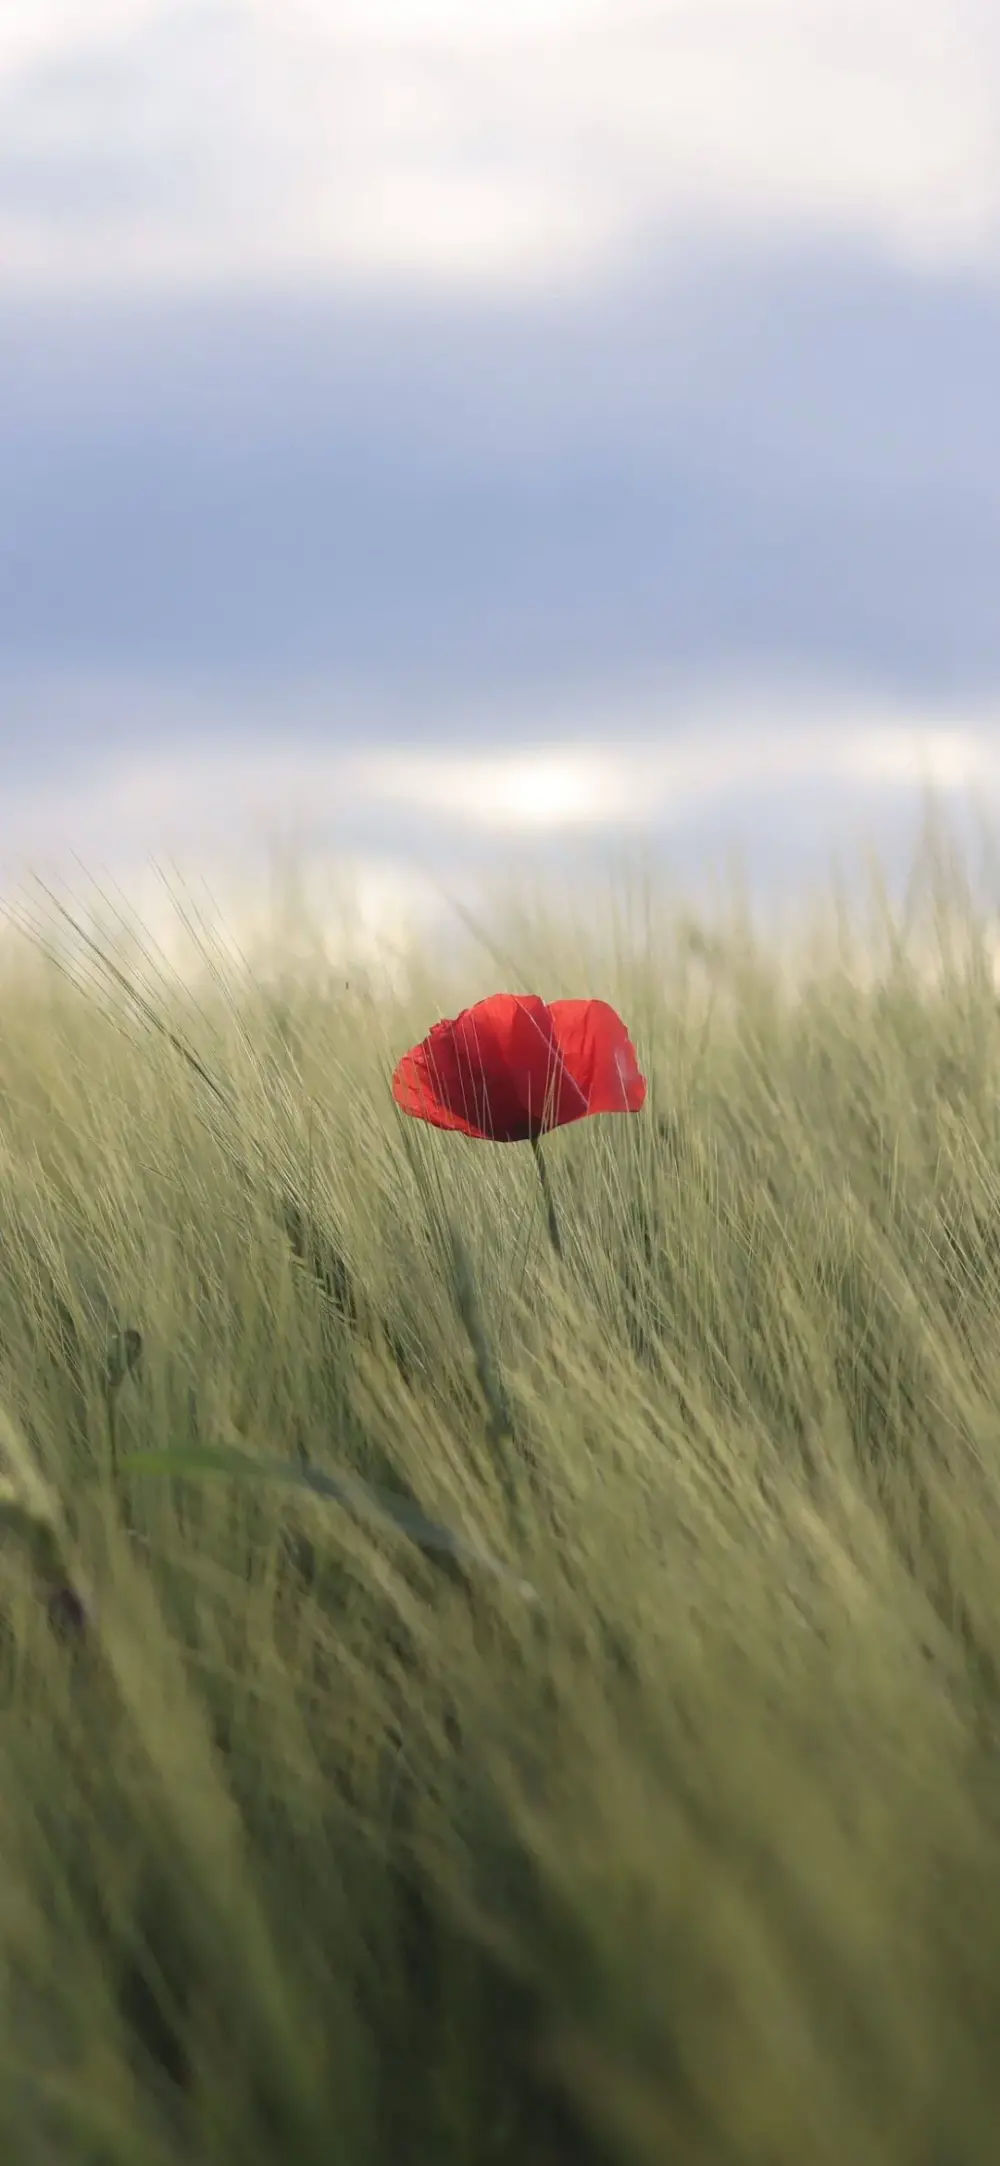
[391,992,647,1142]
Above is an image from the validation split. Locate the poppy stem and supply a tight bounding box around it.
[531,1137,564,1262]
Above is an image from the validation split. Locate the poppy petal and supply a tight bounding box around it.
[546,999,647,1115]
[392,992,646,1141]
[392,993,569,1141]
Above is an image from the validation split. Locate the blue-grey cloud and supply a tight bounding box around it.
[1,241,998,786]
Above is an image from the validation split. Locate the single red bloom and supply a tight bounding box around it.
[391,992,647,1142]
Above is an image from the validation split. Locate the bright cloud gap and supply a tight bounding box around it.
[2,716,999,871]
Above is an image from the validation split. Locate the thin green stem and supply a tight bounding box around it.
[531,1136,564,1263]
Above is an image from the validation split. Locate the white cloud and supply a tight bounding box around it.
[353,747,637,829]
[4,686,1000,986]
[353,715,1000,829]
[3,682,1000,871]
[0,0,997,293]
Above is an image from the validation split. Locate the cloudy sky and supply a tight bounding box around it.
[2,0,999,966]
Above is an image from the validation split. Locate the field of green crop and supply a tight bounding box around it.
[4,832,1000,2164]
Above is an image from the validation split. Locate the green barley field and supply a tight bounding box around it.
[4,826,1000,2164]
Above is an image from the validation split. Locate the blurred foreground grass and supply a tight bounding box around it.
[3,839,1000,2161]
